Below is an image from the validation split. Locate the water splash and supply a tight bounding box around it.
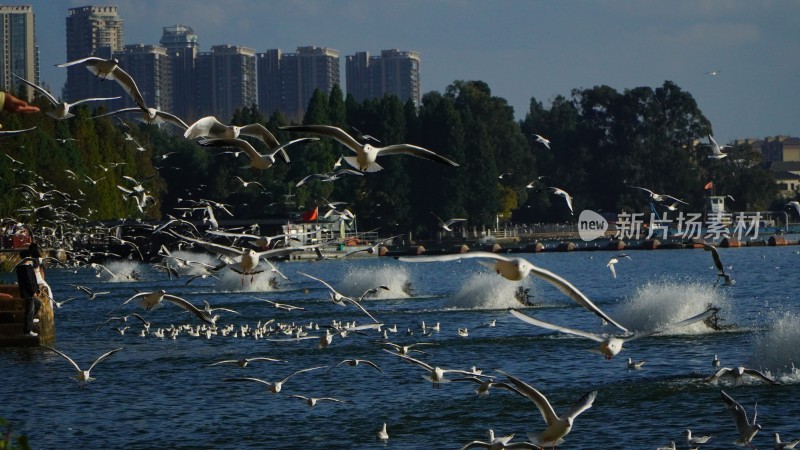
[338,264,411,299]
[614,279,730,333]
[444,272,531,309]
[750,311,800,376]
[104,260,148,282]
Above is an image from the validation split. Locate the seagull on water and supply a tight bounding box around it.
[685,429,712,446]
[377,423,389,443]
[399,252,629,332]
[510,307,715,359]
[627,357,646,370]
[12,73,119,120]
[498,369,596,448]
[280,124,459,172]
[43,346,123,388]
[720,389,761,447]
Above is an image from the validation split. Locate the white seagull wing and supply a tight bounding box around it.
[509,309,607,343]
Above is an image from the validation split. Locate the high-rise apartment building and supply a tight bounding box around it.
[258,46,340,121]
[345,49,421,107]
[113,44,171,113]
[256,49,282,118]
[0,5,38,99]
[64,5,124,102]
[195,45,256,122]
[160,25,198,121]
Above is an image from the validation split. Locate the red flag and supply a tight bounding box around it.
[301,207,318,222]
[703,181,713,190]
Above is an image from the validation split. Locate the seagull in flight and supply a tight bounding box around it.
[171,232,313,284]
[185,116,295,163]
[43,346,123,388]
[280,124,459,172]
[383,350,480,388]
[498,369,596,448]
[298,272,382,323]
[431,212,467,232]
[56,57,147,111]
[223,366,327,394]
[532,134,551,149]
[627,185,688,205]
[12,72,119,120]
[510,307,716,359]
[606,254,631,279]
[705,366,779,386]
[538,186,574,215]
[197,137,316,170]
[720,389,761,447]
[400,252,629,331]
[707,135,730,160]
[704,244,735,286]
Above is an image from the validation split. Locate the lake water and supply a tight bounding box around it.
[1,245,799,449]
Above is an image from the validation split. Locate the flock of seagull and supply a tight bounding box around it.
[4,56,797,449]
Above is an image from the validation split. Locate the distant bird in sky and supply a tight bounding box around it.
[280,124,459,172]
[56,56,147,112]
[532,134,551,149]
[43,345,123,388]
[720,390,761,447]
[705,70,722,76]
[12,72,119,120]
[707,135,730,160]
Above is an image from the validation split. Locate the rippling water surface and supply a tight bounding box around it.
[2,245,799,449]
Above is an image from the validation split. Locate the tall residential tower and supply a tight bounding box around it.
[0,5,38,99]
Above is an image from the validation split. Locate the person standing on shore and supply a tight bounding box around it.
[15,248,41,336]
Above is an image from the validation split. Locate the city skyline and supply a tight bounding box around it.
[15,0,800,144]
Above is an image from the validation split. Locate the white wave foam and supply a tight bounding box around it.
[750,311,800,375]
[338,264,412,299]
[444,272,531,309]
[613,279,730,334]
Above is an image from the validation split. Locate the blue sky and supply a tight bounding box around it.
[25,0,800,144]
